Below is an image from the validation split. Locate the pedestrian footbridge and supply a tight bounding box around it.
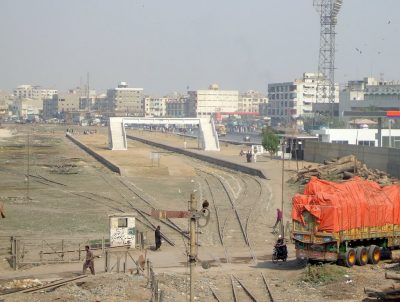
[108,117,220,151]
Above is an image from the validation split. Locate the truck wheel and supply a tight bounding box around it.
[344,248,356,267]
[368,245,381,264]
[356,247,368,266]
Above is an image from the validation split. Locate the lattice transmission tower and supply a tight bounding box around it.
[313,0,343,117]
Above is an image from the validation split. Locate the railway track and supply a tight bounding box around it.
[209,273,274,302]
[196,167,258,264]
[231,274,258,302]
[18,154,190,247]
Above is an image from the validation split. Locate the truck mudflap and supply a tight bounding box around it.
[296,249,338,261]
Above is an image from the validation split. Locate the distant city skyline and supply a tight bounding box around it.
[0,0,399,95]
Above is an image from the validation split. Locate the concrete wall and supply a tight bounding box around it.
[126,135,267,179]
[66,133,122,175]
[304,140,400,178]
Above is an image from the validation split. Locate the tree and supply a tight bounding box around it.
[262,128,280,158]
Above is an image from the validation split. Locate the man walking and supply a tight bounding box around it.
[272,208,283,231]
[83,245,95,275]
[155,225,162,251]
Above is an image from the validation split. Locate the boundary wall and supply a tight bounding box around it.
[304,140,400,178]
[66,133,122,175]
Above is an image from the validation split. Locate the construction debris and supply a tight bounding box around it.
[291,155,397,185]
[1,279,42,290]
[364,272,400,300]
[46,158,79,174]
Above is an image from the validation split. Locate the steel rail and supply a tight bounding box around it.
[261,272,275,302]
[209,286,222,302]
[198,168,257,263]
[230,274,238,302]
[232,274,258,302]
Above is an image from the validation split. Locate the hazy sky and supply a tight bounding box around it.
[0,0,399,95]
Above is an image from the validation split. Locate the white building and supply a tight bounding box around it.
[239,90,268,113]
[107,82,144,117]
[312,128,400,148]
[11,98,43,119]
[339,77,400,117]
[13,85,57,100]
[144,97,167,117]
[267,73,339,125]
[188,84,239,118]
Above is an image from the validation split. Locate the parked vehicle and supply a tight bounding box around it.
[292,177,400,267]
[243,135,251,142]
[215,124,226,137]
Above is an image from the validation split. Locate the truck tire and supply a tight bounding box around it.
[356,246,368,266]
[367,245,381,264]
[344,248,356,267]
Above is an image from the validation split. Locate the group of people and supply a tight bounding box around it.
[81,226,163,276]
[82,210,286,276]
[240,149,257,163]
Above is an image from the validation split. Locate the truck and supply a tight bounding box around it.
[215,124,226,137]
[291,177,400,267]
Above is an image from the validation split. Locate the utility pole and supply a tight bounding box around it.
[281,140,286,236]
[87,72,90,113]
[151,193,210,302]
[189,193,197,302]
[26,129,31,201]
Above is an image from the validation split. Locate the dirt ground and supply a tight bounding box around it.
[0,124,395,301]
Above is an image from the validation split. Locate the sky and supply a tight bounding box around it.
[0,0,399,95]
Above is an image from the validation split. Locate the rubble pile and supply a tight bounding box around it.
[365,272,400,300]
[292,155,397,185]
[46,158,80,174]
[1,279,42,290]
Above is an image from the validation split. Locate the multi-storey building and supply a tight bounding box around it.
[267,73,339,125]
[144,97,167,117]
[188,84,239,118]
[43,97,58,119]
[57,92,80,113]
[239,90,268,113]
[339,77,400,117]
[93,94,109,113]
[11,98,43,119]
[0,90,11,118]
[43,91,80,120]
[13,85,57,100]
[166,98,189,117]
[107,82,144,116]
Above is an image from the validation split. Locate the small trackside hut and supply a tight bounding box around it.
[292,177,400,267]
[109,213,136,248]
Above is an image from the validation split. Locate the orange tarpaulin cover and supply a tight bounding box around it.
[292,177,400,232]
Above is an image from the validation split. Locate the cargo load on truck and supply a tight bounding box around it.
[291,177,400,267]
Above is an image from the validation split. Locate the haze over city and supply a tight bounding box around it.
[1,0,399,94]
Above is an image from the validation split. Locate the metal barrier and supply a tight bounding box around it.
[147,259,162,302]
[9,237,106,270]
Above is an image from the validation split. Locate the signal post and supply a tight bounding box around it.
[151,193,210,302]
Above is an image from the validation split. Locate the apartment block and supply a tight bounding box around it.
[13,85,57,100]
[107,82,144,116]
[267,73,339,125]
[144,97,167,117]
[188,84,239,118]
[239,90,268,113]
[339,77,400,117]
